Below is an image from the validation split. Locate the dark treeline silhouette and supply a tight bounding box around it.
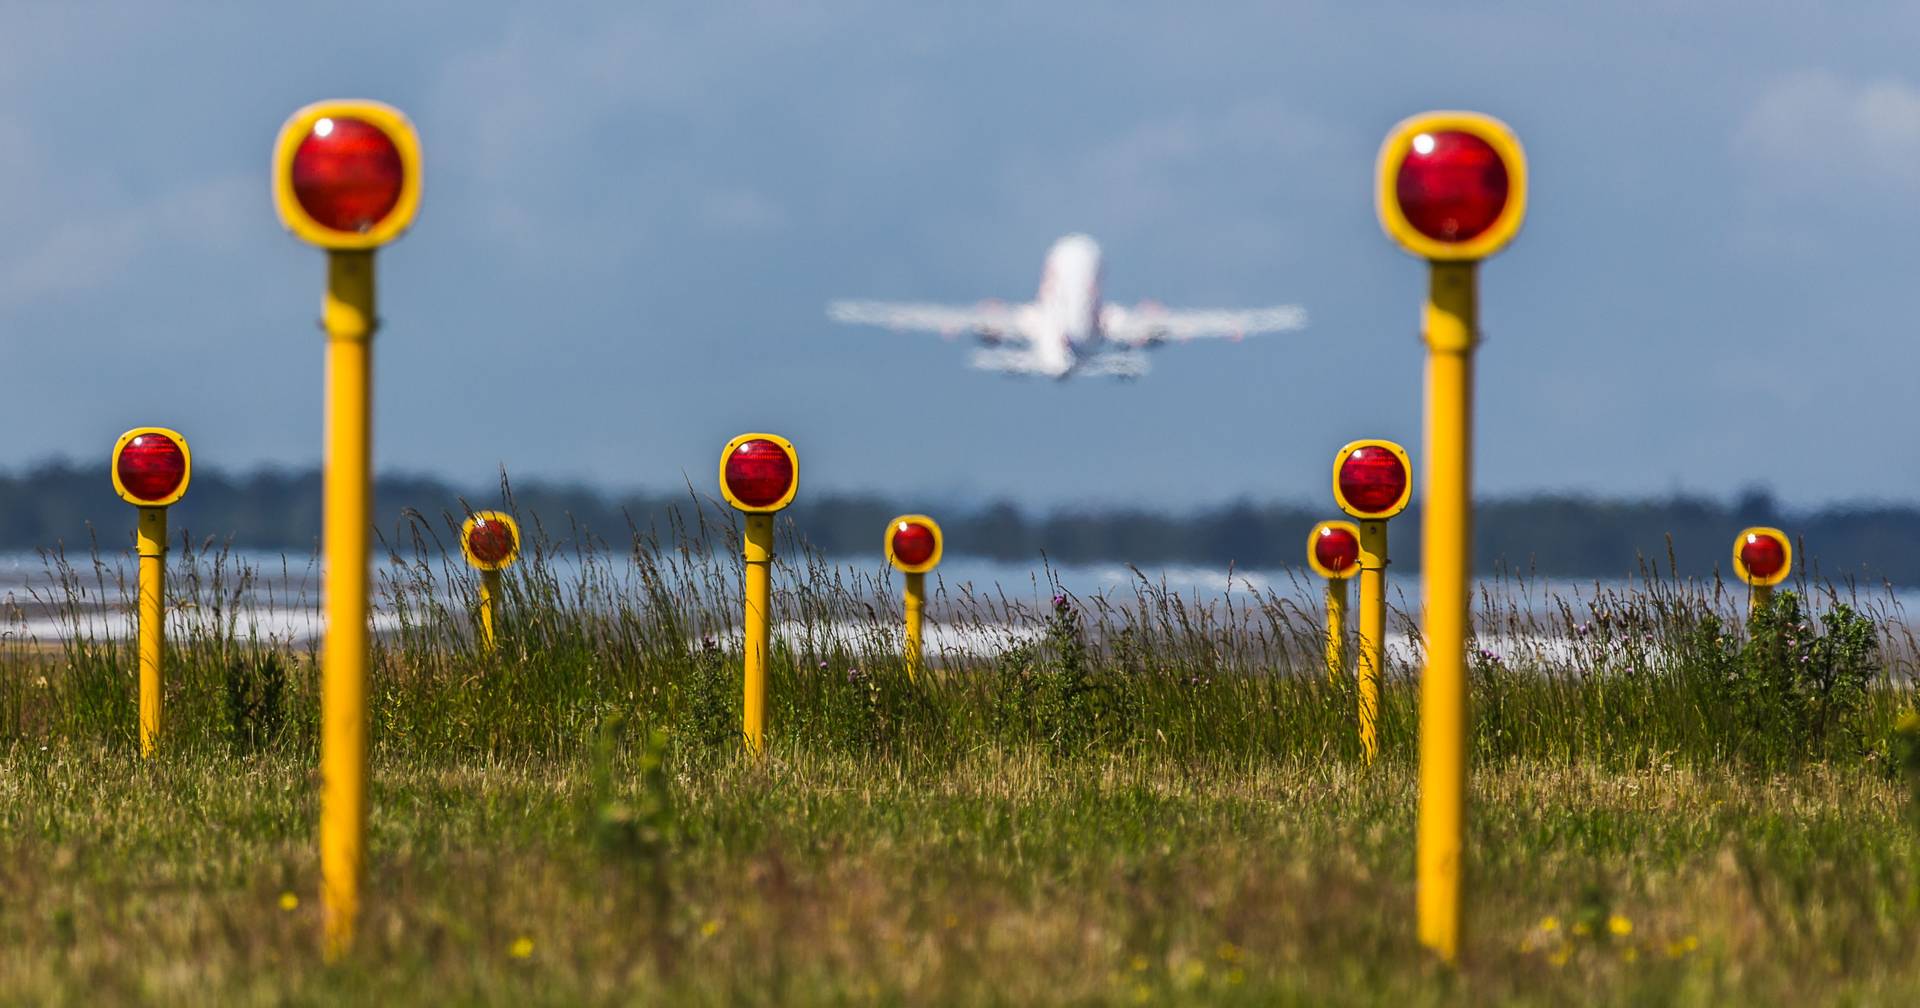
[7,461,1917,583]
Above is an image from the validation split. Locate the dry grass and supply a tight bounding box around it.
[0,744,1916,1005]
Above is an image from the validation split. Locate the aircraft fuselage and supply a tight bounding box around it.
[1031,234,1104,378]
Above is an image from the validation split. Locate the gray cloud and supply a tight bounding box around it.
[1738,70,1920,196]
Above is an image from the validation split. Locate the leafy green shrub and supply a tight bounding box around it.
[1470,645,1527,763]
[222,652,287,754]
[989,593,1138,754]
[811,660,929,752]
[1687,591,1879,766]
[674,637,737,755]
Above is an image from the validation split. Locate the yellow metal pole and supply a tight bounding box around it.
[1418,259,1476,963]
[136,506,166,757]
[479,569,500,653]
[1750,583,1773,619]
[742,512,774,755]
[1356,519,1388,764]
[320,249,376,961]
[904,570,926,682]
[1324,577,1347,685]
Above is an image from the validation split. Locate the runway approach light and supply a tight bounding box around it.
[461,511,521,654]
[1379,114,1527,261]
[886,516,943,574]
[462,511,521,571]
[720,433,800,756]
[274,103,422,249]
[1331,438,1410,766]
[1306,519,1362,698]
[112,426,192,760]
[1333,441,1412,520]
[720,436,799,512]
[1733,526,1792,616]
[1734,527,1790,585]
[276,98,423,961]
[885,515,945,681]
[1377,109,1529,965]
[1307,521,1362,580]
[113,429,191,506]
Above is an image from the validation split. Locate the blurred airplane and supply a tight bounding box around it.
[828,234,1307,380]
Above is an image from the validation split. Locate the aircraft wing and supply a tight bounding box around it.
[1100,302,1308,348]
[828,300,1032,344]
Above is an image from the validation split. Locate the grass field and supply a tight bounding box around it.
[2,510,1918,1005]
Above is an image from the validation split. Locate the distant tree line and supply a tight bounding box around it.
[4,461,1915,584]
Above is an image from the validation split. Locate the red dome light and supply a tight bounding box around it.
[1314,526,1360,574]
[1395,130,1510,243]
[116,433,187,503]
[892,522,936,567]
[724,439,794,508]
[1740,533,1787,581]
[291,116,405,234]
[467,518,516,566]
[1338,446,1408,516]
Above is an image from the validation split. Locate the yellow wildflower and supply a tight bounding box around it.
[1539,915,1560,932]
[1664,935,1699,959]
[1216,942,1244,963]
[1571,921,1592,937]
[278,892,299,911]
[1607,915,1632,937]
[1548,943,1572,968]
[701,919,722,938]
[508,936,534,959]
[1129,955,1150,973]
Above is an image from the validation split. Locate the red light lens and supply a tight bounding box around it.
[1740,533,1787,580]
[291,116,405,234]
[1314,526,1360,574]
[1395,130,1510,243]
[117,433,187,503]
[892,522,936,567]
[724,439,794,508]
[467,518,516,566]
[1337,446,1408,515]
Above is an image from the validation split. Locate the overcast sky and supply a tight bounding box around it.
[2,3,1915,510]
